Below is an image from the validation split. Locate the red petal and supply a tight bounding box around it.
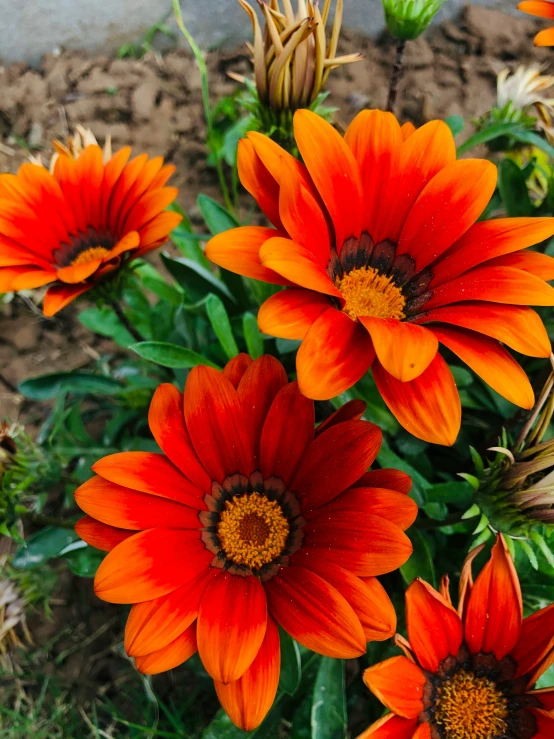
[260,381,314,485]
[297,308,376,400]
[75,515,133,552]
[313,487,417,531]
[223,353,253,388]
[513,603,554,679]
[43,284,92,316]
[484,249,554,280]
[464,535,522,659]
[531,708,554,739]
[259,237,341,297]
[214,616,280,731]
[94,529,211,604]
[363,656,425,719]
[135,623,197,675]
[292,419,382,509]
[184,365,255,482]
[373,354,461,446]
[355,469,412,495]
[197,571,268,683]
[356,714,418,739]
[258,288,331,340]
[265,565,366,658]
[405,579,463,672]
[314,399,367,437]
[534,688,554,711]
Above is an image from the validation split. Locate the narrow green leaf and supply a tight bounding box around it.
[161,254,236,305]
[243,312,264,359]
[311,657,346,739]
[12,527,79,569]
[458,473,480,491]
[530,531,554,568]
[519,539,539,570]
[79,306,136,346]
[498,159,533,217]
[18,372,122,400]
[206,294,239,360]
[279,629,302,696]
[511,128,554,159]
[457,122,526,155]
[131,341,220,370]
[400,529,436,588]
[445,114,464,137]
[197,193,239,236]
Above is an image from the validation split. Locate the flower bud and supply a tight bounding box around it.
[382,0,446,41]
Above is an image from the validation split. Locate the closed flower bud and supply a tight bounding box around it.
[382,0,446,41]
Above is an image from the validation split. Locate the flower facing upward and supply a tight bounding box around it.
[74,354,416,731]
[358,535,554,739]
[0,130,181,315]
[518,1,554,46]
[205,109,554,446]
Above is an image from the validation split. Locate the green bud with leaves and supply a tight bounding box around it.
[382,0,446,41]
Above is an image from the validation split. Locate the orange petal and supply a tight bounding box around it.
[293,109,363,250]
[94,528,212,604]
[355,469,412,495]
[363,656,425,719]
[373,354,461,446]
[125,568,218,657]
[513,603,554,679]
[137,210,183,249]
[344,109,403,243]
[297,308,376,400]
[75,475,201,530]
[214,616,280,732]
[259,237,341,297]
[431,217,554,287]
[292,419,382,509]
[464,534,522,660]
[223,353,253,388]
[425,265,554,310]
[484,249,554,280]
[258,288,331,340]
[148,383,212,493]
[247,130,308,185]
[359,318,438,382]
[92,451,202,507]
[356,714,418,739]
[75,515,134,552]
[415,302,551,358]
[535,26,554,44]
[412,725,431,739]
[260,381,314,485]
[56,259,102,284]
[431,325,534,410]
[205,226,289,285]
[405,579,463,672]
[293,553,396,641]
[135,623,197,675]
[265,566,366,658]
[397,159,497,271]
[107,231,141,259]
[197,571,268,683]
[400,121,416,140]
[7,269,57,290]
[238,137,283,230]
[518,0,554,19]
[43,284,92,316]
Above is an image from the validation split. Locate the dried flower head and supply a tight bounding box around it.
[497,65,554,118]
[382,0,447,41]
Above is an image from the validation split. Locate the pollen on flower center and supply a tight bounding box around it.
[335,266,406,321]
[71,246,110,266]
[217,493,290,571]
[434,669,509,739]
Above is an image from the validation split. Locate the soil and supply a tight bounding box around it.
[0,5,552,735]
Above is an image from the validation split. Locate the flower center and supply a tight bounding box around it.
[71,246,110,266]
[434,669,509,739]
[335,266,406,321]
[217,492,290,570]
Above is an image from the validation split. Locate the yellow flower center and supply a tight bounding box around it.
[217,493,290,571]
[71,246,110,266]
[335,266,406,321]
[435,670,509,739]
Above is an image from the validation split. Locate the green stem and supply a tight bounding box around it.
[20,510,75,530]
[387,40,406,114]
[172,0,234,214]
[109,298,145,344]
[0,371,17,394]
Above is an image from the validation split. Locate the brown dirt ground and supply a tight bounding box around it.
[0,4,553,734]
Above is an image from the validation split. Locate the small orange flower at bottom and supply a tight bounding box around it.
[519,1,554,46]
[358,534,554,739]
[74,354,416,731]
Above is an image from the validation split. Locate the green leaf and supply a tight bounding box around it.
[61,542,104,577]
[457,122,527,155]
[498,159,533,217]
[206,294,239,360]
[161,254,235,306]
[510,128,554,159]
[18,372,122,400]
[79,306,136,346]
[279,628,302,696]
[12,526,79,569]
[400,529,436,588]
[131,341,220,369]
[197,194,239,236]
[311,657,346,739]
[445,115,464,137]
[243,312,264,359]
[426,481,474,507]
[168,202,212,267]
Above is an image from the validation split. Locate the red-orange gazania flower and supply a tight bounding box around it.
[0,138,181,315]
[518,1,554,46]
[74,354,416,731]
[205,109,554,446]
[358,534,554,739]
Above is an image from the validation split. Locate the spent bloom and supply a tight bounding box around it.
[382,0,447,41]
[518,1,554,46]
[497,65,554,117]
[206,109,554,445]
[0,127,181,316]
[75,354,415,731]
[359,535,554,739]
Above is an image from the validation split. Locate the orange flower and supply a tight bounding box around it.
[0,139,181,316]
[518,1,554,46]
[74,354,416,731]
[205,109,554,445]
[358,534,554,739]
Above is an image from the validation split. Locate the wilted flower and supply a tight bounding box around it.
[0,421,17,478]
[497,65,554,118]
[0,567,30,655]
[382,0,446,41]
[235,0,362,137]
